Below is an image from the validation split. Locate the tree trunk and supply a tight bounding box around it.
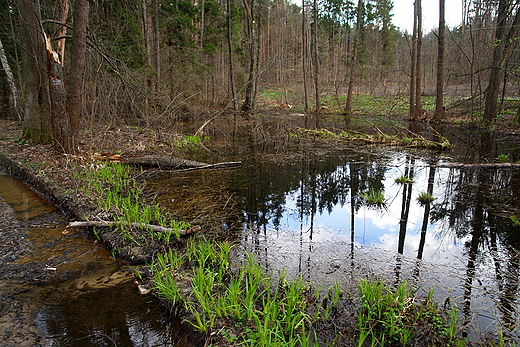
[302,0,309,128]
[434,0,445,120]
[344,0,363,124]
[142,0,152,66]
[0,38,20,119]
[200,0,206,50]
[226,0,238,112]
[483,0,518,124]
[241,0,256,113]
[409,2,417,118]
[252,0,262,110]
[414,0,422,118]
[379,0,393,88]
[56,0,69,64]
[48,48,69,152]
[65,0,88,153]
[152,0,160,104]
[311,0,320,127]
[17,0,53,143]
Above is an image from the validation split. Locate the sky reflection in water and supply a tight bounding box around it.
[238,151,520,340]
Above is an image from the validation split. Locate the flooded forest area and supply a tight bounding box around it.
[1,0,520,346]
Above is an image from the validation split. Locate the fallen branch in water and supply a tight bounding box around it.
[122,155,208,169]
[292,127,451,150]
[431,162,520,168]
[67,221,201,236]
[164,161,242,172]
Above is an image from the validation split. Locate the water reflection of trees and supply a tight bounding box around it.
[237,148,520,337]
[432,164,520,336]
[238,154,388,232]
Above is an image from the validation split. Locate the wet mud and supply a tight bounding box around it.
[0,172,195,346]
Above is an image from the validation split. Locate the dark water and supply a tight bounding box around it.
[0,173,186,346]
[154,118,520,341]
[1,117,519,344]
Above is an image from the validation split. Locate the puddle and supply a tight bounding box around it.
[0,173,187,346]
[151,121,520,341]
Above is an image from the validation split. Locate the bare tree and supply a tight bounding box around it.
[227,0,238,112]
[409,0,422,119]
[483,0,520,124]
[311,0,320,127]
[414,0,422,118]
[152,0,160,101]
[64,0,88,153]
[344,0,363,124]
[302,0,309,127]
[241,0,258,113]
[434,0,445,120]
[409,2,417,117]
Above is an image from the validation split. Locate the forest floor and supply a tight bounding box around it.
[0,104,519,345]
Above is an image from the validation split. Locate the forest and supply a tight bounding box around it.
[2,1,520,346]
[0,0,520,152]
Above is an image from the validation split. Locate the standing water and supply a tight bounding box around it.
[150,120,520,342]
[0,173,187,346]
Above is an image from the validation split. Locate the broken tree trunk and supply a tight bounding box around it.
[67,221,201,236]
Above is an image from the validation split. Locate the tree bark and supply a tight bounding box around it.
[241,0,256,113]
[483,0,518,124]
[152,0,160,102]
[302,0,309,127]
[48,48,69,152]
[200,0,206,50]
[434,0,445,120]
[311,0,320,127]
[226,0,238,112]
[409,2,417,118]
[56,0,69,64]
[0,38,20,119]
[414,0,422,118]
[17,0,53,143]
[252,0,262,109]
[344,0,363,124]
[65,0,88,153]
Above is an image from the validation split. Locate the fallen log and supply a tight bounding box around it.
[164,161,242,172]
[67,221,201,236]
[122,155,208,169]
[430,162,520,168]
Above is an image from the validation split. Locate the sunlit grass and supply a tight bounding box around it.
[151,239,475,346]
[79,162,189,246]
[151,238,342,346]
[496,154,510,163]
[357,279,459,346]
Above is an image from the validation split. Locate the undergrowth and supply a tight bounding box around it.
[75,162,190,246]
[151,238,471,347]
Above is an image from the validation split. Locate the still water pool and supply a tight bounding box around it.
[152,120,520,341]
